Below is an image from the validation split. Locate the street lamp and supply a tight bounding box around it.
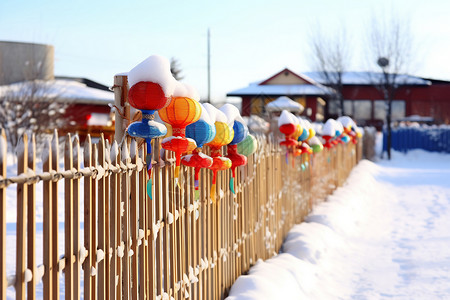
[377,56,392,160]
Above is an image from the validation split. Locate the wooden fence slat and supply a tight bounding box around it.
[42,135,53,299]
[138,145,147,300]
[83,136,93,300]
[121,141,131,299]
[27,134,37,300]
[0,130,6,300]
[72,136,81,300]
[97,136,107,299]
[147,141,156,300]
[105,139,112,300]
[91,143,98,300]
[16,133,28,300]
[64,134,74,300]
[129,140,139,300]
[116,146,123,298]
[51,131,60,298]
[109,141,119,299]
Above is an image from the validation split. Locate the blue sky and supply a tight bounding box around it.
[1,0,450,103]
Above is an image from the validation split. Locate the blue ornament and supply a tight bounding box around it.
[127,113,167,199]
[298,128,309,141]
[186,119,216,147]
[230,121,248,145]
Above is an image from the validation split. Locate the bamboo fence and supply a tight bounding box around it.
[0,125,362,299]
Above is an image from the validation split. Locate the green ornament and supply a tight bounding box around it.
[237,134,258,157]
[312,144,323,153]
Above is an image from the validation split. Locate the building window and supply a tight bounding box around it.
[392,100,406,120]
[374,100,387,120]
[374,100,405,121]
[353,100,371,120]
[343,100,353,116]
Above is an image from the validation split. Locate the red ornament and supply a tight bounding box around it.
[181,148,213,190]
[161,136,197,167]
[208,147,232,185]
[226,145,247,178]
[279,123,298,152]
[322,135,334,149]
[128,81,170,111]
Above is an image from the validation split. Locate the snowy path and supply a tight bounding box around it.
[227,151,450,299]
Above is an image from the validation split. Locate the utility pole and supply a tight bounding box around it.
[207,28,211,103]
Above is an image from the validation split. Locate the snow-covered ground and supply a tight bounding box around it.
[227,150,450,299]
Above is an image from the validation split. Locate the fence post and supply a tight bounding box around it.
[113,75,129,143]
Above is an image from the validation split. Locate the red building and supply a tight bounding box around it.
[228,69,450,127]
[305,71,450,128]
[227,68,330,122]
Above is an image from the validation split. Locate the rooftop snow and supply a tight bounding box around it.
[227,83,331,97]
[0,79,114,105]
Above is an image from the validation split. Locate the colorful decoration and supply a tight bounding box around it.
[308,136,324,153]
[237,133,258,157]
[278,110,299,163]
[127,55,175,199]
[226,119,249,193]
[124,54,366,202]
[205,104,233,202]
[182,103,216,190]
[338,116,360,144]
[219,104,249,193]
[159,90,201,183]
[322,119,337,148]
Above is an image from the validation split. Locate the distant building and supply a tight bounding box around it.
[0,41,114,141]
[228,69,450,127]
[227,68,330,122]
[305,71,450,128]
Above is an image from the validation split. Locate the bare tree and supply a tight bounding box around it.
[0,81,69,149]
[308,24,351,117]
[170,57,184,81]
[0,53,69,149]
[367,11,415,159]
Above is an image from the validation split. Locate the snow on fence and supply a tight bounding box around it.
[383,126,450,153]
[0,128,362,300]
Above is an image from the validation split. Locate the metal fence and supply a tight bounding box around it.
[0,128,362,300]
[383,126,450,153]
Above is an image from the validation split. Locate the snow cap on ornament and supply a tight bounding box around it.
[321,119,337,148]
[278,110,299,148]
[337,116,356,133]
[127,55,175,111]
